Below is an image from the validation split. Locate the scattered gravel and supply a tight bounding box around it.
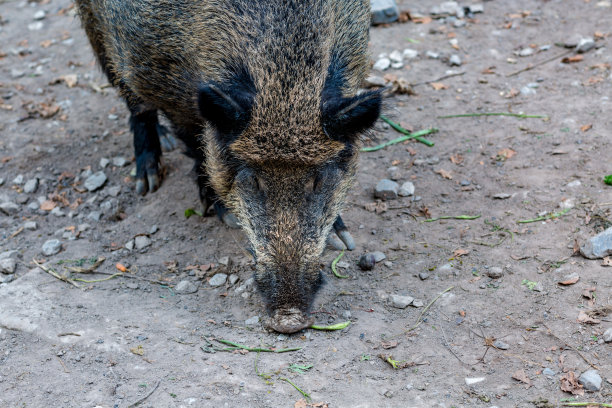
[42,239,62,256]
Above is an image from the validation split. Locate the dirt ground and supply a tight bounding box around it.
[1,0,611,407]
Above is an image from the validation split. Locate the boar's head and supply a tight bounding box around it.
[199,54,380,333]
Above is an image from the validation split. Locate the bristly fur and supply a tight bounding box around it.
[76,0,380,332]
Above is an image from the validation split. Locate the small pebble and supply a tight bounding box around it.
[112,156,128,167]
[228,274,239,285]
[373,57,391,71]
[23,178,39,194]
[387,166,401,181]
[449,54,462,66]
[602,327,612,342]
[426,50,440,59]
[580,226,612,259]
[42,239,62,256]
[134,235,151,250]
[0,258,16,274]
[389,50,403,63]
[465,377,485,386]
[411,299,424,308]
[28,21,44,31]
[370,0,400,25]
[209,273,228,287]
[218,256,230,266]
[487,267,504,279]
[518,47,534,57]
[578,370,602,391]
[175,280,199,294]
[87,211,102,222]
[398,181,415,197]
[12,174,24,185]
[576,37,595,53]
[33,10,46,20]
[390,294,414,309]
[493,340,509,350]
[567,180,581,188]
[364,75,387,87]
[150,225,159,234]
[100,158,110,168]
[24,221,38,230]
[107,186,121,197]
[125,239,135,251]
[84,171,107,192]
[0,202,20,215]
[375,179,399,200]
[403,49,418,59]
[418,272,429,280]
[543,368,556,376]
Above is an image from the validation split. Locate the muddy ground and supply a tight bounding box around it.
[1,0,611,407]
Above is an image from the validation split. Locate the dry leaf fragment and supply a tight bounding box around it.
[577,310,600,325]
[381,341,398,350]
[512,369,532,387]
[412,16,432,24]
[294,400,328,408]
[562,55,584,64]
[40,200,57,211]
[453,248,470,257]
[130,345,144,356]
[365,200,388,214]
[430,82,449,90]
[580,124,593,132]
[434,169,453,179]
[497,148,517,161]
[560,371,584,396]
[450,153,464,164]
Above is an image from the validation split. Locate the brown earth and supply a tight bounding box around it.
[0,0,611,407]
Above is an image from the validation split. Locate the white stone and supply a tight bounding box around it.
[373,58,391,71]
[0,259,16,274]
[465,377,485,386]
[209,273,228,287]
[42,239,62,256]
[390,294,414,309]
[403,49,419,60]
[134,235,151,250]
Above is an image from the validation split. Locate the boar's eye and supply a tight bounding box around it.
[321,91,382,143]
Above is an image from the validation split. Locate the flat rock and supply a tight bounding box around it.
[99,157,110,168]
[465,377,485,386]
[371,0,399,25]
[578,370,602,391]
[373,57,391,71]
[364,74,387,87]
[84,171,107,192]
[0,250,18,260]
[371,251,386,262]
[175,280,198,294]
[0,258,16,274]
[228,274,239,285]
[33,10,46,20]
[87,211,102,222]
[449,54,462,66]
[134,235,151,250]
[390,294,413,309]
[487,267,504,279]
[209,273,228,287]
[23,178,38,194]
[580,226,612,259]
[112,156,128,167]
[493,340,509,350]
[603,327,612,342]
[23,221,38,230]
[375,179,399,200]
[12,174,24,185]
[576,37,595,53]
[0,202,19,215]
[42,239,62,256]
[398,181,415,197]
[543,368,556,376]
[403,49,419,59]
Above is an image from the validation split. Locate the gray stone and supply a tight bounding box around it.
[487,267,504,279]
[371,251,386,262]
[87,211,102,222]
[518,47,534,57]
[371,0,399,25]
[520,86,536,96]
[493,340,509,350]
[28,21,44,31]
[567,180,581,188]
[84,171,107,192]
[403,49,419,60]
[580,227,612,259]
[389,50,403,64]
[375,179,399,200]
[464,377,485,386]
[0,250,18,260]
[493,193,511,199]
[387,166,401,181]
[125,239,135,251]
[28,201,39,211]
[33,10,46,20]
[209,273,228,287]
[0,274,15,284]
[99,157,110,168]
[50,207,65,217]
[431,1,462,17]
[23,178,38,194]
[411,299,424,308]
[107,114,118,120]
[134,235,151,250]
[0,258,16,274]
[78,223,91,232]
[15,195,28,205]
[449,54,462,66]
[23,221,37,230]
[373,57,391,71]
[228,274,239,285]
[12,174,24,185]
[603,327,612,342]
[112,156,128,167]
[390,294,414,309]
[42,239,62,256]
[578,370,602,391]
[418,272,429,280]
[543,368,556,376]
[107,186,121,197]
[218,256,230,266]
[0,178,3,186]
[576,37,596,53]
[175,280,199,294]
[10,69,25,79]
[0,202,19,215]
[468,4,484,14]
[453,19,466,28]
[235,277,255,294]
[245,316,260,326]
[150,225,159,234]
[426,50,440,59]
[364,75,387,87]
[398,181,415,197]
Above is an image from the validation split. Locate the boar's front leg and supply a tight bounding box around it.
[129,108,164,195]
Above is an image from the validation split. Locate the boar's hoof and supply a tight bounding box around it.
[327,230,356,251]
[264,308,314,334]
[135,172,160,195]
[327,233,346,251]
[157,124,178,152]
[222,213,241,229]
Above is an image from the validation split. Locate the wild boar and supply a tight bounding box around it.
[76,0,381,333]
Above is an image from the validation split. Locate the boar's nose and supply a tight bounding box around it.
[264,307,314,334]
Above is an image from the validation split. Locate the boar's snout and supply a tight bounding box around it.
[264,307,314,334]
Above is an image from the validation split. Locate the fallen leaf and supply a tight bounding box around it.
[365,200,388,214]
[294,400,328,408]
[450,153,464,164]
[453,248,470,257]
[381,341,398,349]
[430,82,448,90]
[434,169,453,179]
[40,200,57,211]
[505,88,520,98]
[389,77,414,95]
[560,371,584,396]
[497,148,517,161]
[40,39,53,48]
[577,310,600,324]
[406,146,417,155]
[130,345,144,356]
[562,55,584,64]
[582,287,596,299]
[580,124,592,132]
[512,369,532,387]
[590,62,610,70]
[481,67,496,74]
[558,273,579,285]
[412,16,432,24]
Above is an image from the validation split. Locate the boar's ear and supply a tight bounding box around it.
[198,73,255,139]
[321,90,382,143]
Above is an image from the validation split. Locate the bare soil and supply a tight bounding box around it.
[0,0,611,407]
